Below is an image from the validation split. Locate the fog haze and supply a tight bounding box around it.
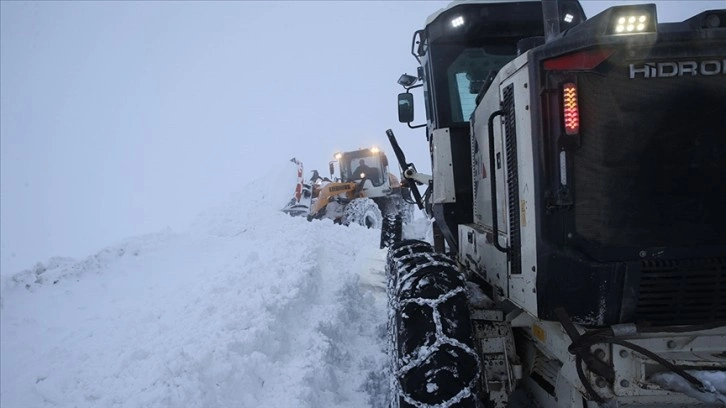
[1,0,722,275]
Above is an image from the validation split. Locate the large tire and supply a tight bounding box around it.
[343,198,383,229]
[396,197,415,225]
[386,239,433,274]
[386,242,480,408]
[380,214,403,249]
[377,195,415,225]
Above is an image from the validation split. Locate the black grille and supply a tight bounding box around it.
[503,84,521,275]
[572,63,726,249]
[635,257,726,326]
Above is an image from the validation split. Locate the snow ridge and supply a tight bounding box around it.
[1,164,392,408]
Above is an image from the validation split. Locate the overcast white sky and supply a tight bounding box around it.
[1,0,723,275]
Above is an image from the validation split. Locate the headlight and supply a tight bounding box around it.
[615,15,649,33]
[608,5,657,35]
[451,16,464,28]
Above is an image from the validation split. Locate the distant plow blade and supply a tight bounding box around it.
[282,186,312,217]
[282,158,313,217]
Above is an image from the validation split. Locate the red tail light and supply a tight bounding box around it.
[563,83,580,135]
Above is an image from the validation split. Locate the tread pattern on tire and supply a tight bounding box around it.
[380,214,403,249]
[343,197,383,229]
[386,241,480,408]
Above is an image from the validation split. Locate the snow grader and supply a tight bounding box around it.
[282,147,414,241]
[386,0,726,407]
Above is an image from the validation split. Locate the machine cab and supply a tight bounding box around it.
[397,0,586,251]
[338,148,387,187]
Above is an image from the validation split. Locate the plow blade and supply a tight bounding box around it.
[282,158,313,217]
[282,183,313,217]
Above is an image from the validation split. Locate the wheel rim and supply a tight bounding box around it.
[364,214,376,228]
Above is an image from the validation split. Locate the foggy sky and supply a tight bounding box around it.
[1,1,722,275]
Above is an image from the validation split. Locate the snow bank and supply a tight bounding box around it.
[1,163,398,408]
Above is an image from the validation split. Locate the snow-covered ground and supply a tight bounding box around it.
[1,165,429,407]
[4,164,724,407]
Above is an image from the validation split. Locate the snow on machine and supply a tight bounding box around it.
[282,148,416,246]
[386,0,726,407]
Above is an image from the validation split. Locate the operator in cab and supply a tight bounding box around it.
[352,159,374,179]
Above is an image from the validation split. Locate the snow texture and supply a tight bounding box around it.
[0,163,428,408]
[650,370,726,405]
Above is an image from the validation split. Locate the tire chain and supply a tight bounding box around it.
[380,215,403,249]
[343,197,383,228]
[386,240,481,408]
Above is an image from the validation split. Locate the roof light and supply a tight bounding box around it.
[603,4,658,35]
[335,153,342,160]
[562,83,579,135]
[370,146,380,153]
[451,16,464,28]
[613,13,653,34]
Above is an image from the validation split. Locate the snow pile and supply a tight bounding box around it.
[189,165,300,237]
[650,371,726,405]
[3,161,726,407]
[0,164,411,408]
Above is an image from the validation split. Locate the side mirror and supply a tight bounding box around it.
[397,93,414,123]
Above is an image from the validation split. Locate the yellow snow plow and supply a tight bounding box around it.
[282,147,415,245]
